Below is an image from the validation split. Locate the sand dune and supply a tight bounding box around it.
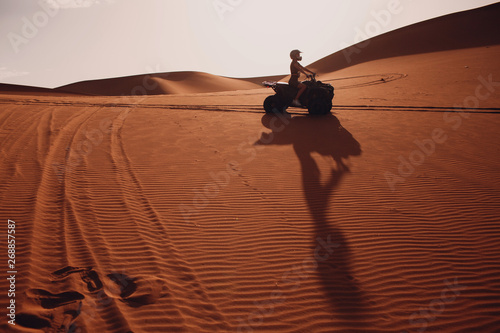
[1,3,500,333]
[55,72,278,96]
[310,2,500,75]
[0,83,79,97]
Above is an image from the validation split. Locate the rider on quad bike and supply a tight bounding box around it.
[289,49,316,107]
[262,50,334,115]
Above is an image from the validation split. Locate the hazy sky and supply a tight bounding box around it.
[1,0,498,88]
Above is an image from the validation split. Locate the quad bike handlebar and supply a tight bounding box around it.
[306,73,317,82]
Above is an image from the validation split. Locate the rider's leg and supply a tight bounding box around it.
[292,83,306,106]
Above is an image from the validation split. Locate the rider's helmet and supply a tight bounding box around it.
[290,49,302,60]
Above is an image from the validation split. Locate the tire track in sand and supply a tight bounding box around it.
[15,106,135,332]
[97,109,230,331]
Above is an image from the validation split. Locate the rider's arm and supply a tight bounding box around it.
[295,62,315,76]
[303,67,315,76]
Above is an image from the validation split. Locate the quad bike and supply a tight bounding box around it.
[262,74,334,115]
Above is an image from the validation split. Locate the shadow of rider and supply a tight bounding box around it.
[256,113,371,326]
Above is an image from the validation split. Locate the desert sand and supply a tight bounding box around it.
[1,3,499,333]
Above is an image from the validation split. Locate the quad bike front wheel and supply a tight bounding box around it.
[307,89,332,115]
[263,95,286,114]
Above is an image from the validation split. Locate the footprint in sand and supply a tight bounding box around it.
[16,313,51,330]
[79,268,103,292]
[25,289,85,309]
[52,266,169,307]
[105,272,170,307]
[50,266,93,280]
[51,265,104,292]
[17,266,99,333]
[17,289,83,332]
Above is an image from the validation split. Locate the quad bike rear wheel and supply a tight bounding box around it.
[264,95,285,114]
